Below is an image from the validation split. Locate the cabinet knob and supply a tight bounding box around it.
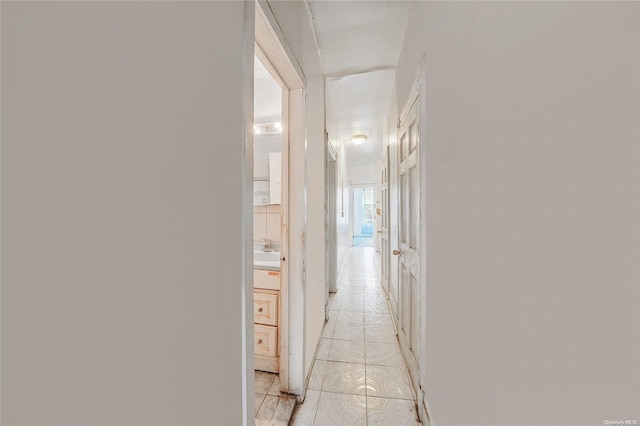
[392,249,401,256]
[258,307,263,313]
[257,339,263,345]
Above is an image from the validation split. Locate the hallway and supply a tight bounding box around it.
[290,247,420,425]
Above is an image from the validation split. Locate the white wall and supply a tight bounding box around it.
[265,0,326,387]
[337,140,351,273]
[327,94,350,281]
[395,2,640,425]
[255,134,282,162]
[383,83,399,309]
[2,2,250,425]
[349,164,376,185]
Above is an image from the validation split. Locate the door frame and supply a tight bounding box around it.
[416,56,432,426]
[387,97,400,321]
[395,56,432,425]
[374,159,383,254]
[325,138,338,298]
[254,0,308,400]
[377,153,390,294]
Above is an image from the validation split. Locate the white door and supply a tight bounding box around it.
[396,94,421,407]
[379,153,390,294]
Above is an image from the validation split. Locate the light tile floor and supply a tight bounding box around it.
[290,247,421,426]
[255,370,296,426]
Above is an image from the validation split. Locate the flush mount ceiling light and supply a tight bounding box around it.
[255,122,282,135]
[351,135,367,145]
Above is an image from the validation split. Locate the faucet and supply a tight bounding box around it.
[262,238,277,252]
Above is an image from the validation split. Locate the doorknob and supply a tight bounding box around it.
[377,230,382,233]
[392,249,401,256]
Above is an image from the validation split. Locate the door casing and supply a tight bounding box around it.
[378,153,390,295]
[326,138,338,297]
[392,56,432,426]
[254,0,307,400]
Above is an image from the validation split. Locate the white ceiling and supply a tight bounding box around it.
[309,0,409,166]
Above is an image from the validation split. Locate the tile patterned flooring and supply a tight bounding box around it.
[290,247,421,426]
[255,370,296,426]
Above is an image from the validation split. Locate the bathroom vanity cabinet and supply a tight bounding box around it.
[254,269,280,373]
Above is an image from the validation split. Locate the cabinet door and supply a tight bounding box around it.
[254,292,278,326]
[254,324,277,357]
[254,269,280,290]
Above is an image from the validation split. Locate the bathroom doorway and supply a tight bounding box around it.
[250,0,308,414]
[253,52,284,378]
[252,42,294,422]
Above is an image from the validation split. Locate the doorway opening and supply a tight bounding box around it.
[249,3,308,423]
[351,185,376,247]
[253,52,284,378]
[252,31,295,426]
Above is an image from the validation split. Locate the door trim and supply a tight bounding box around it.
[325,136,338,298]
[396,55,432,426]
[416,55,431,426]
[254,0,307,400]
[378,152,390,295]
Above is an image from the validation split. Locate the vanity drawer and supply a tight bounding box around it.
[254,292,278,326]
[254,269,280,290]
[254,324,277,357]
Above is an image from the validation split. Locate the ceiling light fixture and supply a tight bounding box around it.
[254,122,282,135]
[351,135,367,145]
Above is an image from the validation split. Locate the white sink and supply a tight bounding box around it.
[254,250,281,270]
[254,250,280,263]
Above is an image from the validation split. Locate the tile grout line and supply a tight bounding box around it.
[266,375,276,424]
[255,393,266,417]
[306,249,397,425]
[362,267,369,425]
[311,393,319,426]
[310,388,414,402]
[312,336,332,426]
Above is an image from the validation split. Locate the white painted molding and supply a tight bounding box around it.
[287,89,307,396]
[256,1,306,89]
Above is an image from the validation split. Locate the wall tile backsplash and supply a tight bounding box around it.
[254,211,268,242]
[266,213,280,243]
[254,204,281,243]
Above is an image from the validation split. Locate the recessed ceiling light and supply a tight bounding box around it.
[351,135,367,145]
